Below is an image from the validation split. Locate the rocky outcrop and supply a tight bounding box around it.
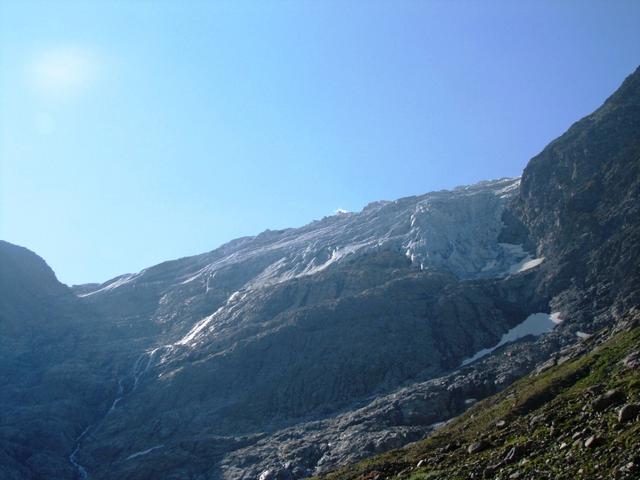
[512,66,640,323]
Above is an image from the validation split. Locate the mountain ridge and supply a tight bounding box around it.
[74,176,523,297]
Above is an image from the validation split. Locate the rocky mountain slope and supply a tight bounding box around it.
[77,176,552,480]
[316,311,640,480]
[0,242,127,479]
[310,64,640,480]
[0,66,638,480]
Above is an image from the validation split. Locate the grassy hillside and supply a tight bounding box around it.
[316,315,640,480]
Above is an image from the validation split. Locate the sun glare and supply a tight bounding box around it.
[28,47,98,99]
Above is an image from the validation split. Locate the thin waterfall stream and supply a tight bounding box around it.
[67,347,166,479]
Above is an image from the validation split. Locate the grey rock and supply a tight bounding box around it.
[584,435,603,448]
[618,403,640,423]
[467,439,490,454]
[503,444,528,464]
[585,384,604,396]
[622,350,640,369]
[592,389,626,412]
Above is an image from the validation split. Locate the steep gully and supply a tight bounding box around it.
[67,348,163,479]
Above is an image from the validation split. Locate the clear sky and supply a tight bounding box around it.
[1,1,639,285]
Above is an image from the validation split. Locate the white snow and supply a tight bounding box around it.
[508,256,545,274]
[493,178,521,196]
[428,421,446,430]
[227,290,244,303]
[475,242,544,276]
[179,264,214,285]
[125,445,164,461]
[77,272,143,297]
[501,243,544,274]
[550,312,563,324]
[176,312,218,346]
[461,312,558,366]
[176,290,246,346]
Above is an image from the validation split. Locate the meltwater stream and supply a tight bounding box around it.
[67,348,164,479]
[68,426,91,480]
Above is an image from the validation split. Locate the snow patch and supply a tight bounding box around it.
[509,256,544,273]
[77,272,142,297]
[429,421,446,429]
[176,291,245,346]
[493,178,521,196]
[500,243,545,275]
[176,312,218,346]
[461,312,558,366]
[227,290,244,303]
[550,312,563,324]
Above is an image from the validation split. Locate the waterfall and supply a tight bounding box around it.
[68,346,168,479]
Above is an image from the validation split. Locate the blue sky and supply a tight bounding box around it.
[1,1,639,285]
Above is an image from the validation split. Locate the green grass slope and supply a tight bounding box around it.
[316,312,640,480]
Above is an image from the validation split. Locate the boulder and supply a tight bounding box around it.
[584,435,603,448]
[622,351,640,369]
[618,404,640,423]
[503,443,529,464]
[467,439,490,454]
[591,389,625,412]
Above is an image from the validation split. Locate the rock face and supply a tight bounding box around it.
[512,65,640,322]
[0,66,639,480]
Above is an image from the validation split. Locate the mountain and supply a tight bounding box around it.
[78,177,557,480]
[311,64,640,480]
[0,242,110,479]
[0,65,638,480]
